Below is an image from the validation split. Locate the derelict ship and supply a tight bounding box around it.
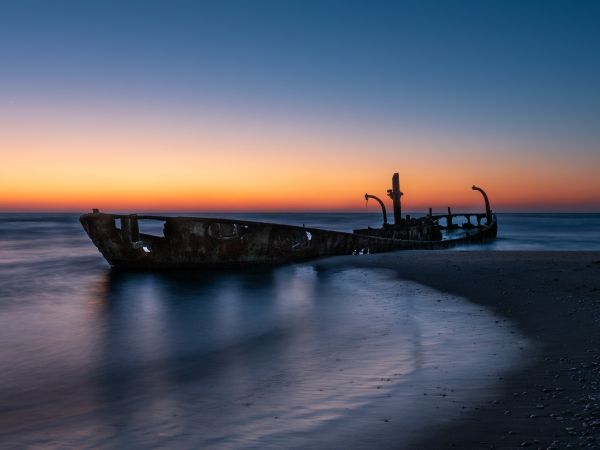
[80,173,497,269]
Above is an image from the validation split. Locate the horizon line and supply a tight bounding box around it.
[1,209,599,215]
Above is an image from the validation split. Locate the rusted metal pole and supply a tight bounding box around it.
[389,173,402,225]
[121,216,131,242]
[472,185,493,225]
[365,193,388,225]
[130,214,140,242]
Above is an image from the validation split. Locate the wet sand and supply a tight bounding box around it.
[319,251,600,449]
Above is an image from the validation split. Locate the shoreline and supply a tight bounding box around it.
[318,251,600,449]
[1,247,599,448]
[0,262,532,450]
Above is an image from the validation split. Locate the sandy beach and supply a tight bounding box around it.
[318,251,600,449]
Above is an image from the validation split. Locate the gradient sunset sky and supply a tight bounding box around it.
[1,0,599,212]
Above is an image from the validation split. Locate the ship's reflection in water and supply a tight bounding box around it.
[0,255,527,449]
[90,266,428,449]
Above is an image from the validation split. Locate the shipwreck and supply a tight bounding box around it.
[80,173,497,269]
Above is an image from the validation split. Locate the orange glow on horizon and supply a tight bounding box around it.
[2,113,599,213]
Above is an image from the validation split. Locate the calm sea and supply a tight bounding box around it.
[0,212,596,448]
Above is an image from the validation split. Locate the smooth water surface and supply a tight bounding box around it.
[0,212,589,447]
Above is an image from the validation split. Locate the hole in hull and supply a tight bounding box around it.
[138,220,165,237]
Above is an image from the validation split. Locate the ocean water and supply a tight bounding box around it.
[0,212,595,448]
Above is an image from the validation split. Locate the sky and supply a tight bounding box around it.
[1,0,599,212]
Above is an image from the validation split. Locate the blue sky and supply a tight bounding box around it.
[2,0,599,137]
[1,0,599,211]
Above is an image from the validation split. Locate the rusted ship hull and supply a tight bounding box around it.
[80,173,498,269]
[80,213,497,270]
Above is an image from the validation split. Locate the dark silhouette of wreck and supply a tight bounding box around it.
[80,173,497,269]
